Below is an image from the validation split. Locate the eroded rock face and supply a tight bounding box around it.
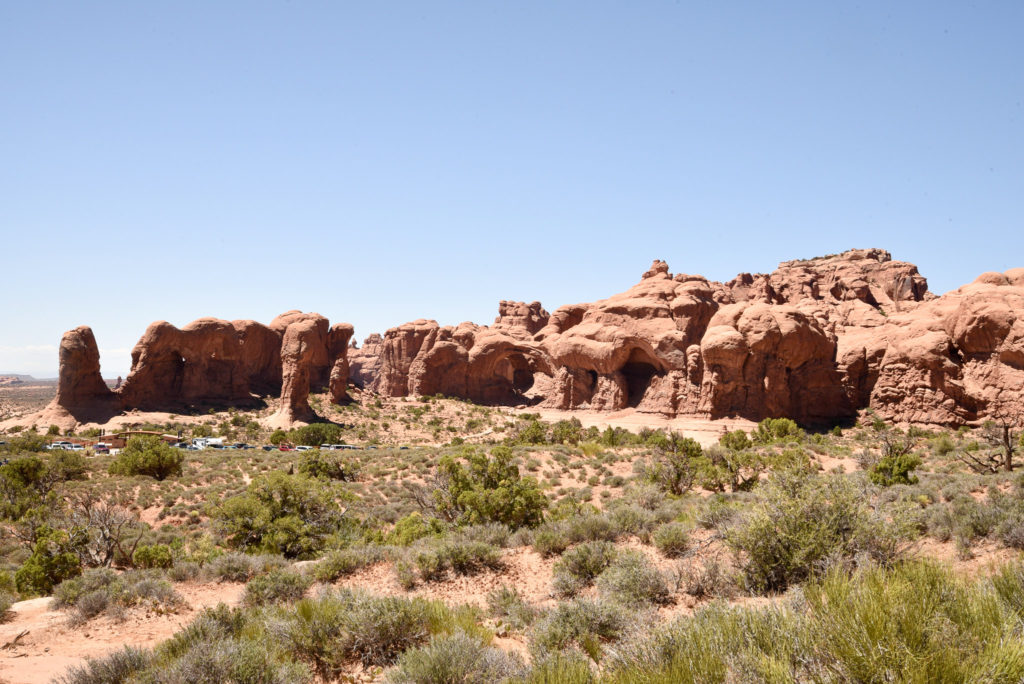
[268,319,323,428]
[41,326,119,427]
[48,311,353,428]
[354,249,1024,426]
[348,334,384,389]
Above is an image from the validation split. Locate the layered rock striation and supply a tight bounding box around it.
[354,249,1024,426]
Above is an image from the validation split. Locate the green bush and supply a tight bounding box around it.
[15,526,82,595]
[727,470,911,593]
[54,646,153,684]
[751,417,803,445]
[269,429,288,445]
[434,446,547,528]
[870,451,922,486]
[652,522,690,558]
[134,544,174,569]
[387,512,445,546]
[297,450,356,481]
[282,589,479,675]
[719,430,752,452]
[530,598,630,662]
[312,546,385,582]
[53,568,181,622]
[486,585,537,630]
[413,540,502,581]
[552,542,617,597]
[212,472,351,558]
[243,569,311,606]
[108,436,184,481]
[643,436,702,495]
[387,630,524,683]
[292,423,344,447]
[595,551,670,606]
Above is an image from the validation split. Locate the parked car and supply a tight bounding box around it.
[68,444,85,451]
[295,445,313,451]
[261,445,275,451]
[94,443,110,454]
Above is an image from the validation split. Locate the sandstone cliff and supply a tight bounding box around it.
[353,249,1023,426]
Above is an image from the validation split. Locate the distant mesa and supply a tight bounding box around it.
[29,248,1024,429]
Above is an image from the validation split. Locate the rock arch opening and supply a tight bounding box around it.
[619,348,663,408]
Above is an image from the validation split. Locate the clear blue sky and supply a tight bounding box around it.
[2,2,1022,377]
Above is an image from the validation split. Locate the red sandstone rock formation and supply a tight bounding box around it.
[40,326,118,428]
[45,311,352,428]
[268,318,324,428]
[355,249,1024,426]
[348,333,384,389]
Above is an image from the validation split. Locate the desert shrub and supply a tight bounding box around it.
[869,451,922,486]
[727,469,911,593]
[433,446,547,528]
[486,585,537,629]
[751,417,803,445]
[0,590,15,619]
[242,568,311,606]
[291,423,344,447]
[697,445,767,492]
[204,552,286,582]
[552,542,618,597]
[212,472,351,558]
[531,598,631,661]
[719,429,752,452]
[804,561,1024,682]
[550,418,584,446]
[53,568,181,622]
[0,451,87,520]
[108,437,184,481]
[451,522,512,548]
[269,429,288,445]
[652,522,690,558]
[675,557,734,599]
[596,551,671,606]
[387,630,525,684]
[54,646,153,684]
[532,514,620,557]
[134,543,174,569]
[413,540,502,581]
[146,635,310,683]
[297,449,356,481]
[387,512,445,547]
[643,436,702,495]
[282,589,479,675]
[312,546,385,582]
[16,526,82,595]
[167,561,200,582]
[604,600,800,682]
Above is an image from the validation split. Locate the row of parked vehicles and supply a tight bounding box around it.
[46,440,111,453]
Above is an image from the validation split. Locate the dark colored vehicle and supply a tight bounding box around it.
[262,445,275,451]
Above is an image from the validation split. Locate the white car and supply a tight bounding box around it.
[296,445,313,451]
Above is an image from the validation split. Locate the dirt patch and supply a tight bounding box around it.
[0,582,245,684]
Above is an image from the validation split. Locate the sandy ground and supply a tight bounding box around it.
[513,407,757,448]
[0,582,245,684]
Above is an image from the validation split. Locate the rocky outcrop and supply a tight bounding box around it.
[40,327,119,427]
[354,249,1024,427]
[46,311,353,428]
[348,334,384,389]
[268,319,324,428]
